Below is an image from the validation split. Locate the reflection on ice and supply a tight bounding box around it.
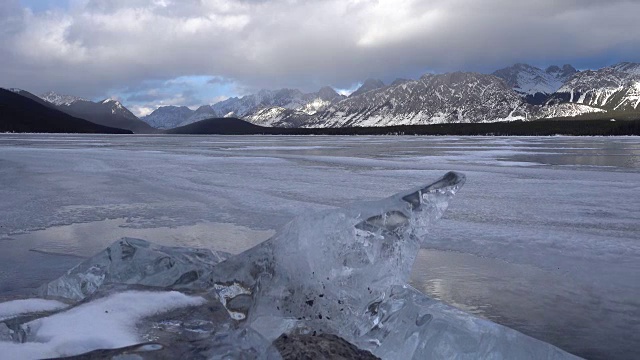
[0,172,579,359]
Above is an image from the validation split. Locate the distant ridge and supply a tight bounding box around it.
[162,114,640,136]
[165,117,267,134]
[0,88,132,134]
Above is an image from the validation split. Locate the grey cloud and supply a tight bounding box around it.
[207,76,233,85]
[124,86,205,107]
[125,92,169,103]
[1,0,639,99]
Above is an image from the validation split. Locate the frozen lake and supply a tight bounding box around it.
[0,134,638,359]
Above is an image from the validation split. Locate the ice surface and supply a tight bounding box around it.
[1,172,579,359]
[1,135,637,358]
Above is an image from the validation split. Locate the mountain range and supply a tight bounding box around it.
[142,61,639,129]
[3,62,639,133]
[492,64,578,105]
[144,86,346,129]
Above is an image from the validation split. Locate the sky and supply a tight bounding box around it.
[2,0,640,116]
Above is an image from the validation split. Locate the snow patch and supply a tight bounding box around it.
[0,299,68,322]
[0,291,205,359]
[537,103,606,119]
[39,92,86,106]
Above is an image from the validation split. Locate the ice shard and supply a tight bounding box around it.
[205,171,467,338]
[201,171,577,358]
[1,172,581,359]
[38,238,231,301]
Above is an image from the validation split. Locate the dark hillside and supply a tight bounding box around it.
[0,89,132,134]
[61,100,156,134]
[165,117,267,134]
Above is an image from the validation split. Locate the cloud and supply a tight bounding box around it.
[129,105,155,117]
[111,75,237,116]
[1,0,639,110]
[207,76,233,85]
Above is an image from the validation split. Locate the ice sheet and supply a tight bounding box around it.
[0,134,638,359]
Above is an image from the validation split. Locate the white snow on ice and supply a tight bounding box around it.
[0,299,68,322]
[0,291,205,359]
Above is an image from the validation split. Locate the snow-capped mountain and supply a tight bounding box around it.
[533,103,606,119]
[550,63,640,111]
[493,63,578,97]
[245,107,307,127]
[609,62,640,76]
[183,65,623,128]
[142,106,194,129]
[39,92,155,133]
[172,86,346,127]
[305,72,531,127]
[299,86,344,115]
[213,87,344,117]
[147,63,632,129]
[40,91,87,106]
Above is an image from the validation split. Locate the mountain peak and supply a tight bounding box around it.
[609,62,640,76]
[545,65,561,73]
[362,78,385,87]
[493,63,576,95]
[545,64,578,78]
[350,78,385,97]
[142,105,195,129]
[194,104,214,112]
[391,78,411,86]
[514,63,537,69]
[316,86,340,101]
[554,65,640,111]
[40,91,86,106]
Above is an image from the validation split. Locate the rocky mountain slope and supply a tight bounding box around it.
[493,64,577,96]
[160,86,346,128]
[0,88,132,134]
[306,72,530,128]
[610,62,640,76]
[549,63,640,111]
[39,93,155,133]
[143,106,194,129]
[40,91,87,106]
